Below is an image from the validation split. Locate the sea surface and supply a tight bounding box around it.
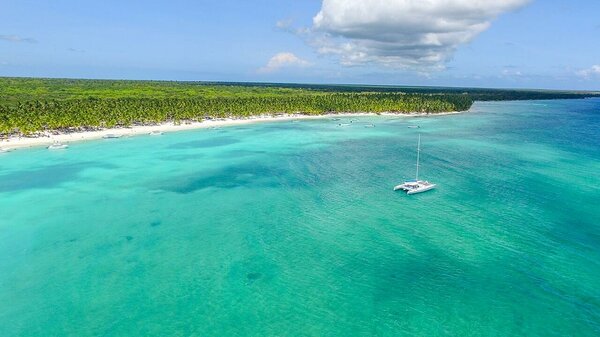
[1,99,599,336]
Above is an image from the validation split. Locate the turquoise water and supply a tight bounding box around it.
[1,99,599,336]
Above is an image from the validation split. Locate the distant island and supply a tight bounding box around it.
[0,77,598,137]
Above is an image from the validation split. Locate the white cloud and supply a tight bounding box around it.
[310,0,531,70]
[276,19,311,35]
[258,52,311,73]
[576,65,600,78]
[502,69,523,77]
[0,34,36,43]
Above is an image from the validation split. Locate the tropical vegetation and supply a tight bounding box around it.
[0,77,596,136]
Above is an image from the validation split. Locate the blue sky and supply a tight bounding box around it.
[1,0,599,90]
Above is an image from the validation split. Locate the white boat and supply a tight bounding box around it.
[47,141,68,150]
[0,147,11,153]
[394,134,436,195]
[394,180,436,194]
[149,130,163,136]
[408,125,420,129]
[364,123,375,128]
[103,134,121,139]
[338,123,351,127]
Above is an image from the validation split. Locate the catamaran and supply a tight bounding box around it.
[394,134,436,195]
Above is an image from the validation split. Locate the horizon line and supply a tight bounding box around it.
[1,75,599,94]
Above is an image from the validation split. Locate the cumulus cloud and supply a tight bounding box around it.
[310,0,531,70]
[276,19,311,35]
[576,65,600,78]
[0,34,36,43]
[258,52,311,73]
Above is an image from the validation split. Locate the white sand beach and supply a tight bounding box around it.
[0,111,462,151]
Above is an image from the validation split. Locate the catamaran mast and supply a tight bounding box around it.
[416,134,421,181]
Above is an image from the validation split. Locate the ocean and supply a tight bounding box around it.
[1,99,599,336]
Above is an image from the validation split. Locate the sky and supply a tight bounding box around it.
[1,0,599,90]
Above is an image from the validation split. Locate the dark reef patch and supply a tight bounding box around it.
[160,153,205,162]
[246,272,262,282]
[0,162,115,192]
[161,163,293,194]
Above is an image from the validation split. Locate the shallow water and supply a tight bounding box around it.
[1,99,599,336]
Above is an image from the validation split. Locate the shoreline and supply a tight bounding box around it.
[0,111,463,150]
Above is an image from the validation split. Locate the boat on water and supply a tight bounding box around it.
[103,134,121,139]
[149,130,163,136]
[364,123,375,128]
[47,141,68,150]
[0,147,11,153]
[395,180,436,195]
[408,125,420,129]
[338,123,351,127]
[394,134,436,195]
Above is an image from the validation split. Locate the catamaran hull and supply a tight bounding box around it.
[393,184,407,191]
[407,184,436,195]
[394,182,436,194]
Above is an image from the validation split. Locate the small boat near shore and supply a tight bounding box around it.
[408,125,420,129]
[338,123,351,127]
[103,134,122,139]
[364,123,375,128]
[394,134,436,195]
[149,131,163,136]
[0,147,11,153]
[47,141,68,150]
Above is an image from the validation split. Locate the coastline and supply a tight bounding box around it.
[0,111,463,150]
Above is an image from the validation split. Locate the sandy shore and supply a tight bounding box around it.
[0,111,462,151]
